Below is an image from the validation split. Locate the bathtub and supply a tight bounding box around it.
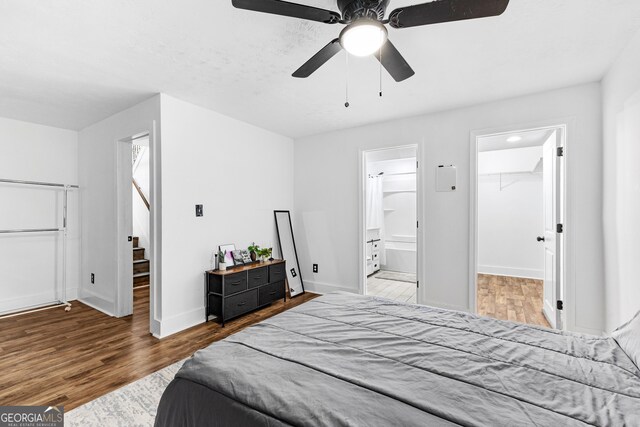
[383,240,416,274]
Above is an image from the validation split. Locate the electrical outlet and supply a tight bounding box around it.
[313,264,318,273]
[91,273,95,284]
[195,204,203,217]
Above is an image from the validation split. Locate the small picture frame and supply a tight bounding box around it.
[239,250,252,264]
[219,244,236,266]
[231,249,245,265]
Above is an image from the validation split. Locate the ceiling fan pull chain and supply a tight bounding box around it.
[345,52,350,108]
[379,45,383,98]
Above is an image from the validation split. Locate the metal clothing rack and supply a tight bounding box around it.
[0,178,79,317]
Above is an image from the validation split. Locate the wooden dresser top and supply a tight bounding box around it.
[207,259,285,276]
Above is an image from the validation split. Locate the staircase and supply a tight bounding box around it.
[132,236,150,287]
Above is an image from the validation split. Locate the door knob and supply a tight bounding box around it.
[537,236,545,242]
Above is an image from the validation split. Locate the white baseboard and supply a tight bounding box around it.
[303,280,357,295]
[78,292,116,317]
[0,287,78,315]
[156,306,204,339]
[478,265,544,280]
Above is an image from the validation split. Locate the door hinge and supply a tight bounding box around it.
[416,221,419,228]
[557,147,564,157]
[557,300,564,311]
[416,281,419,289]
[557,224,564,233]
[416,160,419,168]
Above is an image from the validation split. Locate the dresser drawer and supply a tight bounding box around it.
[224,289,257,320]
[248,266,268,289]
[259,281,285,306]
[224,272,247,295]
[269,263,286,282]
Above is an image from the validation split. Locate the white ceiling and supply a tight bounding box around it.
[1,1,640,138]
[478,128,553,152]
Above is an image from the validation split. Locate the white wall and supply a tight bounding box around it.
[295,83,604,334]
[78,95,161,318]
[478,147,544,279]
[158,94,294,337]
[0,117,79,313]
[602,29,640,331]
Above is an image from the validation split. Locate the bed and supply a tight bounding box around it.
[155,292,640,426]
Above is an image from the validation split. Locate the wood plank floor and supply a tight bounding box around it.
[477,274,551,328]
[367,272,416,304]
[0,287,318,411]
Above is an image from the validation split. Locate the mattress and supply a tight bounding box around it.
[155,292,640,426]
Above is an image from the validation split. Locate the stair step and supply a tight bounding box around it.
[133,247,145,261]
[133,259,150,274]
[132,236,139,248]
[133,272,150,287]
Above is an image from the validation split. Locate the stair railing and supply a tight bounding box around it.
[132,178,150,210]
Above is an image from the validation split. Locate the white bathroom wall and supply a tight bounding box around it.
[0,117,80,314]
[477,147,544,279]
[294,83,604,335]
[602,28,640,331]
[367,156,417,274]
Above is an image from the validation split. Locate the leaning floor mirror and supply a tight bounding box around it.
[274,210,305,297]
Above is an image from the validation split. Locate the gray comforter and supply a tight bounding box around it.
[155,292,640,426]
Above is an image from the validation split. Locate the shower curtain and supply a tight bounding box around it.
[366,175,386,264]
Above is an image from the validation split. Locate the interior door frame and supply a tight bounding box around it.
[469,119,570,330]
[358,143,423,303]
[115,125,161,337]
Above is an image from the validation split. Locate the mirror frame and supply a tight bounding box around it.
[274,210,305,297]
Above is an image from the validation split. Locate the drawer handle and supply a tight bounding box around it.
[230,281,242,285]
[269,291,277,295]
[237,302,246,306]
[253,275,262,279]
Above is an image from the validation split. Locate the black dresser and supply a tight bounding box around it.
[205,259,286,326]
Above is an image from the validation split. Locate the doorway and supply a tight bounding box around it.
[361,146,419,304]
[472,126,565,329]
[116,131,156,333]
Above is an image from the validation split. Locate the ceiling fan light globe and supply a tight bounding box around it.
[339,19,388,57]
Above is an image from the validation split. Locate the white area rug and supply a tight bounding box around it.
[65,359,186,427]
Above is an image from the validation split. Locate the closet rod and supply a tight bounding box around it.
[0,178,79,188]
[0,228,61,234]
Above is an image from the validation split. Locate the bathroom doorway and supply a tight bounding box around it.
[361,146,418,304]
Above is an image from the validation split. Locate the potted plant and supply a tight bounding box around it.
[247,243,260,262]
[218,250,227,271]
[258,247,272,262]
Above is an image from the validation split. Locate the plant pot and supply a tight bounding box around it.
[219,262,227,271]
[250,251,257,262]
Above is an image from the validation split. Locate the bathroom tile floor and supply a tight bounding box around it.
[366,271,417,304]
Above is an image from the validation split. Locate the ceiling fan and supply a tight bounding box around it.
[232,0,510,82]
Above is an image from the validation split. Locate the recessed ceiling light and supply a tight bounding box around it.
[507,136,522,143]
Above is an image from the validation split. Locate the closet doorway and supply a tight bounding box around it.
[361,146,419,304]
[472,126,566,329]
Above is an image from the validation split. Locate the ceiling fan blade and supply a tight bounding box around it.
[232,0,340,24]
[388,0,509,29]
[374,40,415,82]
[293,39,342,78]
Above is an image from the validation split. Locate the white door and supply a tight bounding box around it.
[541,130,563,329]
[116,140,134,317]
